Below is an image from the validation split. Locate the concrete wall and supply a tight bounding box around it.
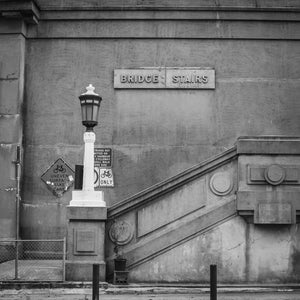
[129,218,300,283]
[0,19,25,240]
[20,2,300,239]
[1,0,300,283]
[106,138,300,283]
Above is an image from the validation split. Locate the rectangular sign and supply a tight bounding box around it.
[94,167,114,187]
[166,68,215,89]
[94,148,112,167]
[114,68,165,89]
[114,68,215,89]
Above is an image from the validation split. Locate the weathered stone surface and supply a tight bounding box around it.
[137,179,206,237]
[2,1,299,284]
[129,217,247,283]
[0,115,21,144]
[27,19,300,39]
[0,37,22,77]
[0,20,26,35]
[20,203,68,239]
[247,224,298,282]
[0,31,24,241]
[34,0,300,10]
[0,144,19,240]
[67,206,107,220]
[255,203,293,224]
[0,81,20,115]
[237,137,300,155]
[65,260,106,281]
[66,205,106,281]
[237,148,300,226]
[0,36,24,115]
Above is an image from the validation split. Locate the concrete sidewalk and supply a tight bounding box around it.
[1,286,300,300]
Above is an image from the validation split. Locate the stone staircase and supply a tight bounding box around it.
[106,137,300,283]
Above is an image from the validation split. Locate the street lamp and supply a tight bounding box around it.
[66,85,107,282]
[69,84,105,207]
[79,84,102,131]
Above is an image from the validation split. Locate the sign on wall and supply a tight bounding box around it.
[94,148,114,187]
[41,158,75,197]
[114,68,215,89]
[94,148,112,167]
[94,167,114,187]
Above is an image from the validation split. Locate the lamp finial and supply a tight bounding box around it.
[82,84,99,96]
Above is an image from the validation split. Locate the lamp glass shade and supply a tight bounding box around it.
[79,93,102,130]
[93,102,100,122]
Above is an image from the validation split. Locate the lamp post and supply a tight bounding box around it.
[79,84,101,192]
[69,84,105,207]
[66,84,107,282]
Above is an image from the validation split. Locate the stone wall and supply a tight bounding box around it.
[106,138,300,283]
[18,1,300,240]
[0,19,26,240]
[0,0,299,283]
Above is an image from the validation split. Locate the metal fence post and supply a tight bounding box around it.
[14,146,21,281]
[92,263,100,300]
[14,240,19,280]
[210,264,217,300]
[62,237,66,281]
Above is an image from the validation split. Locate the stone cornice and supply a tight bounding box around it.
[0,1,40,24]
[237,136,300,155]
[34,0,300,12]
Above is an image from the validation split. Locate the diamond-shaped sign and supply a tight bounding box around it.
[41,158,75,197]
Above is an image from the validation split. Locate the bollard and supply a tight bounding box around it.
[210,264,217,300]
[92,264,100,300]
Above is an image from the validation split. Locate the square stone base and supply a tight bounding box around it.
[69,190,105,207]
[65,260,106,281]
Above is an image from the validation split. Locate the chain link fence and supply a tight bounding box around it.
[0,239,66,281]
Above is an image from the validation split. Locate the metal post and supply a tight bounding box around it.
[14,146,21,280]
[15,240,19,280]
[210,264,217,300]
[62,237,66,281]
[92,264,100,300]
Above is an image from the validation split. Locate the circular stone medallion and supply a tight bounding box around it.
[264,164,285,186]
[109,220,133,245]
[209,172,233,196]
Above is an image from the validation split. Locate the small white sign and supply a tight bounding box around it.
[94,167,114,187]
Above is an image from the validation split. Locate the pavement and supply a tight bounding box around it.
[1,285,300,300]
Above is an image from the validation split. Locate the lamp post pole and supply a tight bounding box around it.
[82,131,96,191]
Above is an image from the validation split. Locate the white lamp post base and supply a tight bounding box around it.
[69,190,106,207]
